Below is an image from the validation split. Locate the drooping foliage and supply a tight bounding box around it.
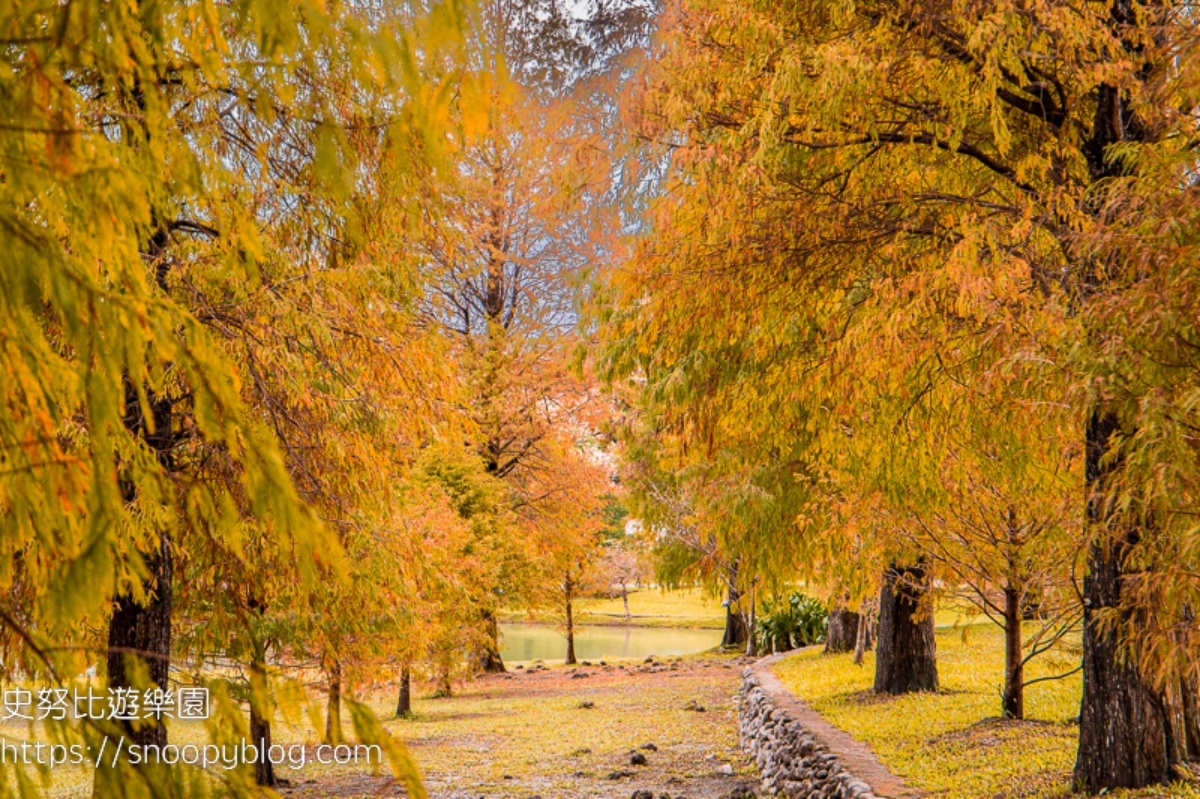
[603,0,1200,788]
[0,1,471,796]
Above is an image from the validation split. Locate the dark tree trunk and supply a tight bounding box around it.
[1175,606,1200,760]
[565,571,577,665]
[98,538,173,799]
[94,398,177,798]
[874,563,938,695]
[106,531,173,748]
[745,581,758,657]
[1073,411,1173,791]
[325,659,343,745]
[250,704,276,787]
[250,654,276,787]
[478,610,506,673]
[1074,533,1172,789]
[721,563,747,648]
[396,665,412,718]
[722,601,746,648]
[1002,586,1024,720]
[825,608,860,654]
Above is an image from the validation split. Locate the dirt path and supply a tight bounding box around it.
[289,656,756,799]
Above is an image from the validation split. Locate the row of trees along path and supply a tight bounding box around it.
[601,0,1200,792]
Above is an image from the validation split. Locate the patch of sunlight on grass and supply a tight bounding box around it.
[505,585,727,629]
[773,622,1198,799]
[582,586,725,628]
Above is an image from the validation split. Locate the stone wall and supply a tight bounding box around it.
[737,653,913,799]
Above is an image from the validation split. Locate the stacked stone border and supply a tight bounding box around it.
[738,652,917,799]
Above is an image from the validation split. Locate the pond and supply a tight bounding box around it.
[499,623,722,662]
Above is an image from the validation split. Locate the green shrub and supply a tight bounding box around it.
[756,592,828,652]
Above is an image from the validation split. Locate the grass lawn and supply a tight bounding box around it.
[773,621,1200,799]
[503,585,727,629]
[373,658,747,798]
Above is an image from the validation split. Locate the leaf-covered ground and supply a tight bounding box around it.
[290,655,755,799]
[12,655,749,799]
[773,622,1200,799]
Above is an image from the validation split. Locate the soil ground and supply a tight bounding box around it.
[287,655,756,799]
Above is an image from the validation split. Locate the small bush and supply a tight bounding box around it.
[756,592,829,652]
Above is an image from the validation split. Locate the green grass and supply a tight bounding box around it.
[773,622,1200,799]
[503,585,727,629]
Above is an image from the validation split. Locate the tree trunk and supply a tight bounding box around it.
[1002,586,1024,719]
[565,570,577,665]
[105,532,173,749]
[825,608,860,654]
[721,563,747,648]
[250,653,276,787]
[96,537,174,796]
[478,610,507,673]
[396,665,412,718]
[853,603,874,666]
[1165,680,1191,768]
[1074,534,1172,789]
[433,665,452,698]
[1175,606,1200,761]
[745,581,758,657]
[874,562,937,695]
[325,659,343,745]
[1181,673,1200,760]
[249,703,276,787]
[1073,411,1173,791]
[722,601,746,648]
[621,583,631,620]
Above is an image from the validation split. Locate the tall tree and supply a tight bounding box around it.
[0,0,464,796]
[605,0,1200,787]
[415,9,620,669]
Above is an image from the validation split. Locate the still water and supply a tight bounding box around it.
[499,623,721,662]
